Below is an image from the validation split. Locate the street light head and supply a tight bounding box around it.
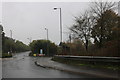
[53,8,57,10]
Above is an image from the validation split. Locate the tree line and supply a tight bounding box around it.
[1,25,30,54]
[29,40,58,56]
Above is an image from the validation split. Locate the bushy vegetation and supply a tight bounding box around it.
[2,36,30,53]
[29,40,58,56]
[2,53,12,58]
[1,26,30,57]
[58,40,86,55]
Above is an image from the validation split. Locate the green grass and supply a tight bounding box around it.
[78,64,86,66]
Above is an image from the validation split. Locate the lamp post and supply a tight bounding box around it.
[54,7,62,43]
[10,30,12,39]
[45,28,48,40]
[10,30,12,53]
[45,28,49,56]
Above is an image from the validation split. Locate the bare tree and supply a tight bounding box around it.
[70,11,93,51]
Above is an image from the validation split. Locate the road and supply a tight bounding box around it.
[2,51,96,78]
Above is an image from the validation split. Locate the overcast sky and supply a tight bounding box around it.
[1,0,119,45]
[2,2,91,45]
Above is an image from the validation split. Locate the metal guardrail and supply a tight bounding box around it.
[54,55,120,63]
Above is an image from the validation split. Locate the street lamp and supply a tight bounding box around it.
[53,7,62,43]
[45,28,49,56]
[10,30,12,53]
[45,28,48,40]
[10,30,12,39]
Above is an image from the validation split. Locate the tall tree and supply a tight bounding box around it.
[90,1,116,48]
[91,10,119,47]
[29,40,58,56]
[69,11,92,51]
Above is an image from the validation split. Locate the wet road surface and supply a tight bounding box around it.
[2,51,97,78]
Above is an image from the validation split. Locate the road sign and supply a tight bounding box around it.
[40,49,43,54]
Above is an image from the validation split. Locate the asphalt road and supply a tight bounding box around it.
[2,51,95,78]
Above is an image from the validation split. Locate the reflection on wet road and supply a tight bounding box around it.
[2,51,92,78]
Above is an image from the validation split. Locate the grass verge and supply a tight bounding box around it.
[52,57,120,70]
[2,53,12,58]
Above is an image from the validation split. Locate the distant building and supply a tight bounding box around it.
[0,25,3,57]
